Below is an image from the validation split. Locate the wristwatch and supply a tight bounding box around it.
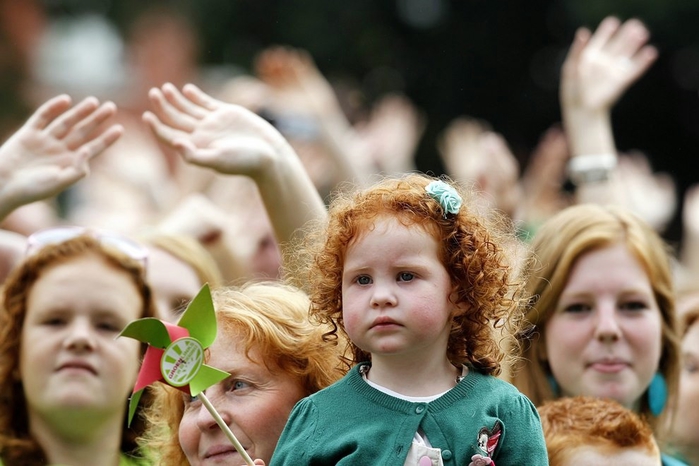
[567,153,617,185]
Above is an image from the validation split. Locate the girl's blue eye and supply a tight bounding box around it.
[398,272,414,282]
[356,275,372,285]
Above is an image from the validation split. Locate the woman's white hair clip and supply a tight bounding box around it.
[425,180,462,218]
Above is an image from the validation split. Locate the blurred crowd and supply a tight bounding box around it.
[0,2,698,465]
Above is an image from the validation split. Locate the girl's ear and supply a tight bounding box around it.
[450,298,469,318]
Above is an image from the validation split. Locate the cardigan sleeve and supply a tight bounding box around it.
[494,393,549,466]
[269,398,318,466]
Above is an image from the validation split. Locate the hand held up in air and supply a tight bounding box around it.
[0,94,123,220]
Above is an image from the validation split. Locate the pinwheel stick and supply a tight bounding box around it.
[199,391,255,465]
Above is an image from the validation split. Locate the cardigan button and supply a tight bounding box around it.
[441,450,453,460]
[415,404,425,413]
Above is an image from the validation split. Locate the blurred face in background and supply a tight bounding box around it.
[544,243,663,409]
[20,254,141,423]
[146,246,202,322]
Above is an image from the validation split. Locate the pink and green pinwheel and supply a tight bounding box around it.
[119,283,229,426]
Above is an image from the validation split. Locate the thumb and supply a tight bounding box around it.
[173,138,199,162]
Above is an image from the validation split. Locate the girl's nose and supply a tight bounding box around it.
[370,281,397,308]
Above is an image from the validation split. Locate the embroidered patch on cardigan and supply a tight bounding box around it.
[477,420,502,458]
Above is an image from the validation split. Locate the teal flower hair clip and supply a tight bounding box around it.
[426,180,462,218]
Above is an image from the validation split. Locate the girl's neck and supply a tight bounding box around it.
[29,410,126,466]
[367,355,460,397]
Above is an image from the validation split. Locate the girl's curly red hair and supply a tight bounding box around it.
[287,173,528,374]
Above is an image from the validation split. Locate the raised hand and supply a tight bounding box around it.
[561,16,657,160]
[355,93,425,175]
[561,16,657,114]
[438,116,492,187]
[0,95,123,220]
[143,82,326,262]
[253,46,370,189]
[616,151,676,232]
[438,116,521,217]
[143,82,292,180]
[254,46,342,118]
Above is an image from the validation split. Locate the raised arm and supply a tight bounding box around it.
[560,16,657,203]
[0,229,26,283]
[0,95,123,221]
[254,46,371,188]
[519,125,572,233]
[143,82,327,249]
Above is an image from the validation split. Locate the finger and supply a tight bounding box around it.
[586,16,621,53]
[182,83,221,111]
[27,95,72,130]
[161,82,208,119]
[45,97,101,138]
[142,111,188,146]
[63,101,118,149]
[173,138,218,167]
[47,165,90,194]
[564,27,591,68]
[606,18,650,57]
[148,87,197,132]
[76,124,124,160]
[628,45,658,78]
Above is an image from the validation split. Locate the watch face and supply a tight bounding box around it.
[574,167,611,184]
[567,154,617,186]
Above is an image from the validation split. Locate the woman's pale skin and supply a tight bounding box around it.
[19,254,142,466]
[146,246,202,322]
[178,328,306,465]
[341,216,459,397]
[669,319,699,456]
[544,243,663,409]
